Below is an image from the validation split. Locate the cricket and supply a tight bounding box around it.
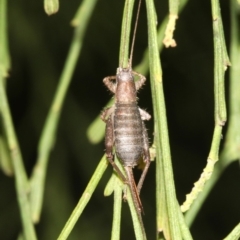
[101,0,151,214]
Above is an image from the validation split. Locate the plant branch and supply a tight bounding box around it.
[57,156,108,240]
[0,74,37,240]
[29,0,98,223]
[223,223,240,240]
[145,0,185,239]
[180,0,230,215]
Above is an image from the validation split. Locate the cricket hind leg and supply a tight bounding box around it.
[137,122,151,195]
[124,166,144,214]
[105,116,128,183]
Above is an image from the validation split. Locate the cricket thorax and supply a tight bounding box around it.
[116,68,137,103]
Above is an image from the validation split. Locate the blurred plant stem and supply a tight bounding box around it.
[57,156,108,240]
[0,0,37,239]
[223,222,240,240]
[0,74,37,239]
[0,0,10,77]
[29,0,98,223]
[146,0,185,239]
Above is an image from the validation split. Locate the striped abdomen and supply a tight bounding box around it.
[114,102,143,166]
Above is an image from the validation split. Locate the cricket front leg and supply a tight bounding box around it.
[103,76,117,93]
[105,117,128,183]
[133,71,146,90]
[137,122,151,195]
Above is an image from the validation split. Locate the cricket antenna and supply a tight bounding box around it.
[129,0,142,69]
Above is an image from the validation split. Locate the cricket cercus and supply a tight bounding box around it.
[101,66,151,213]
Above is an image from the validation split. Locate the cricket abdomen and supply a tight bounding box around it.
[114,102,143,166]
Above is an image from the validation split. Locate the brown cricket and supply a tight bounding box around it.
[101,66,151,213]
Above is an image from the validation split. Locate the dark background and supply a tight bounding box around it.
[0,0,239,239]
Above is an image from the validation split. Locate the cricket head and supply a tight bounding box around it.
[116,67,134,82]
[115,67,137,103]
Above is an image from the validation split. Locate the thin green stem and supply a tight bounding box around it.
[184,158,227,226]
[0,135,13,175]
[212,0,228,124]
[169,0,179,15]
[0,74,37,240]
[177,208,193,240]
[29,0,98,222]
[221,0,240,162]
[57,156,108,240]
[0,0,10,77]
[163,0,179,47]
[184,8,240,220]
[111,177,122,240]
[223,223,240,240]
[181,125,222,213]
[145,0,183,239]
[181,0,230,215]
[119,0,135,67]
[105,157,147,240]
[128,192,147,240]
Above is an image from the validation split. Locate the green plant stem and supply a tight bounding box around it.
[29,0,98,223]
[212,0,228,124]
[104,172,123,240]
[181,125,222,213]
[0,0,10,77]
[184,158,227,226]
[222,0,240,162]
[169,0,179,14]
[0,135,13,175]
[104,157,147,240]
[183,0,240,229]
[185,0,240,226]
[0,74,37,240]
[177,208,193,240]
[223,223,240,240]
[119,0,135,67]
[180,0,230,215]
[111,177,122,240]
[57,156,108,240]
[163,0,179,47]
[145,0,183,239]
[0,1,36,239]
[128,191,147,240]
